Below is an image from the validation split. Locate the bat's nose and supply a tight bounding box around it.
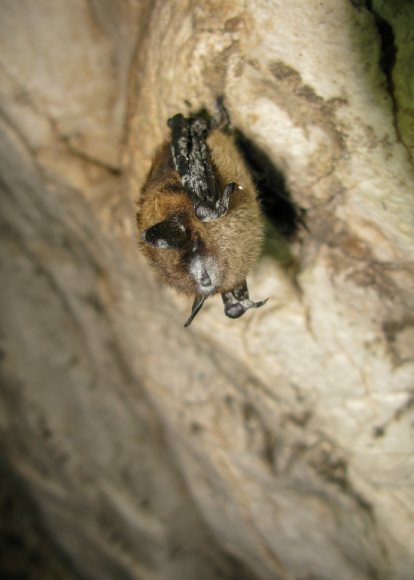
[200,272,212,288]
[199,268,216,295]
[189,255,219,295]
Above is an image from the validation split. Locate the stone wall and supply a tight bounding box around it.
[1,1,413,579]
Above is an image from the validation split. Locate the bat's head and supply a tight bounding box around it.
[140,212,223,298]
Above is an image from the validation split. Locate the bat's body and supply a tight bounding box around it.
[136,103,266,326]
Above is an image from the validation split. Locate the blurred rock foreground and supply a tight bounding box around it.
[1,1,413,579]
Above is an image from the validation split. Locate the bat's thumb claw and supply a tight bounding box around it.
[224,297,268,319]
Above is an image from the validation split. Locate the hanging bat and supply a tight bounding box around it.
[136,99,267,327]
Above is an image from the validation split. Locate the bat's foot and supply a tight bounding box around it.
[222,281,268,320]
[212,95,231,130]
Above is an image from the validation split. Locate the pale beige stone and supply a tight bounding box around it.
[1,1,413,579]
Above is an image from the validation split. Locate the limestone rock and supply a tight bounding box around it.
[1,1,413,579]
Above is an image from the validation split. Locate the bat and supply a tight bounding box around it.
[136,99,267,327]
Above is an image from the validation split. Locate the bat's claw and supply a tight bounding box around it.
[184,295,205,327]
[222,280,267,320]
[223,297,268,319]
[194,182,238,221]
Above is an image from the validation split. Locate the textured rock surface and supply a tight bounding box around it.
[1,1,413,579]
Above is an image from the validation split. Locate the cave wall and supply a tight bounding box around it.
[1,1,414,579]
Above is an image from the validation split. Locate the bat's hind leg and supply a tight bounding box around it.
[212,95,231,131]
[222,281,267,319]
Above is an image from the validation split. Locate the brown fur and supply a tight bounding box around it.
[136,130,264,296]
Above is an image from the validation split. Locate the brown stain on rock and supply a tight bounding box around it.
[268,61,347,154]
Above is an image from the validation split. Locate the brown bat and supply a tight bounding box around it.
[136,100,267,326]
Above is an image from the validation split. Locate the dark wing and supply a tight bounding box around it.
[167,113,237,222]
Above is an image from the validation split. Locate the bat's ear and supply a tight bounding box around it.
[141,216,189,249]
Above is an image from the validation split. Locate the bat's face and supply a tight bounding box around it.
[140,213,223,297]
